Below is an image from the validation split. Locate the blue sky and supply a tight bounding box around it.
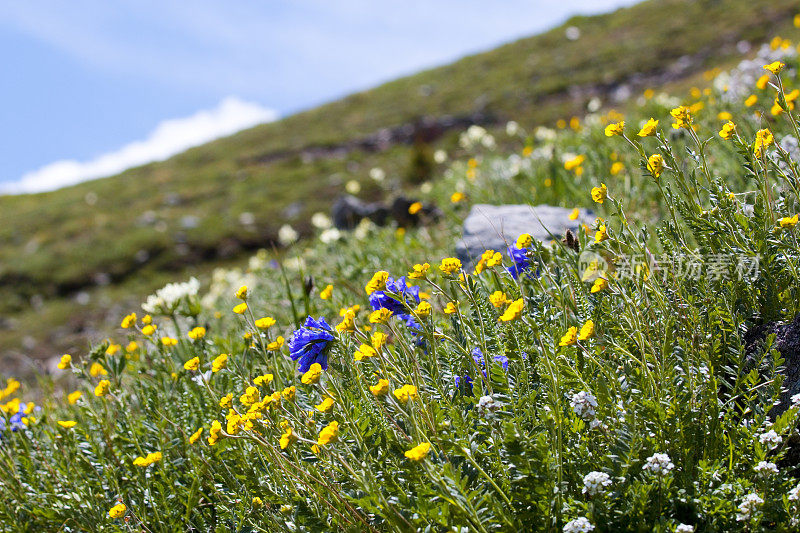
[0,0,640,193]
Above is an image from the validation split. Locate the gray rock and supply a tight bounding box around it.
[456,204,594,263]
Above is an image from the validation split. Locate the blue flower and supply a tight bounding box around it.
[368,276,420,315]
[471,347,509,374]
[506,245,533,279]
[455,374,474,393]
[288,316,335,373]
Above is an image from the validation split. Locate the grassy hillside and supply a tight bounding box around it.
[0,0,797,371]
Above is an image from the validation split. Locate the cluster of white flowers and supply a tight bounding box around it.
[758,429,782,450]
[345,179,361,194]
[142,277,200,315]
[505,121,520,137]
[459,125,496,150]
[476,395,501,418]
[642,453,674,476]
[311,212,332,229]
[754,461,778,477]
[792,392,800,408]
[201,268,256,309]
[488,154,533,181]
[582,471,612,496]
[278,224,299,246]
[715,43,797,102]
[433,149,448,164]
[675,524,695,533]
[789,483,800,502]
[319,228,342,244]
[570,391,598,423]
[736,493,764,522]
[563,517,594,533]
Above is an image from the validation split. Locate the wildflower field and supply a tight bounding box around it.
[6,21,800,533]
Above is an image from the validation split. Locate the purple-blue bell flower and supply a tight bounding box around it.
[288,316,335,373]
[368,276,420,315]
[506,245,532,279]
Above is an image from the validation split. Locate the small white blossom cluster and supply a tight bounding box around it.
[754,461,778,477]
[758,429,782,450]
[368,167,386,182]
[563,517,594,533]
[476,395,501,418]
[311,212,332,229]
[570,391,598,427]
[201,268,256,309]
[675,525,695,533]
[791,392,800,408]
[736,493,764,522]
[319,228,342,244]
[642,453,674,476]
[715,43,797,102]
[789,483,800,502]
[142,277,201,315]
[278,224,299,245]
[582,471,612,496]
[459,125,496,150]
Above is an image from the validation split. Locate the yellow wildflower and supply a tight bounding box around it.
[188,327,206,340]
[719,121,736,140]
[235,285,248,300]
[370,332,388,351]
[764,61,785,75]
[108,503,126,519]
[316,397,335,413]
[405,442,431,462]
[647,154,664,178]
[208,420,222,445]
[282,386,296,402]
[94,379,110,397]
[57,420,77,428]
[320,284,333,300]
[408,202,423,215]
[717,111,733,121]
[106,344,120,356]
[370,379,390,396]
[444,302,458,314]
[559,327,578,347]
[233,303,248,314]
[610,161,624,175]
[89,362,107,377]
[408,262,430,279]
[126,341,138,353]
[516,233,533,249]
[183,357,200,371]
[578,320,595,341]
[604,121,624,137]
[267,336,285,350]
[595,224,608,243]
[745,94,758,107]
[754,129,774,157]
[450,192,466,203]
[414,301,432,318]
[141,314,152,325]
[439,257,462,274]
[670,105,692,129]
[252,497,264,508]
[564,154,586,172]
[67,391,82,405]
[212,353,228,372]
[189,427,203,444]
[369,308,393,324]
[161,337,178,347]
[591,278,608,293]
[240,387,260,407]
[393,384,418,404]
[498,298,524,322]
[301,363,323,384]
[254,373,274,386]
[365,271,389,295]
[591,183,608,204]
[219,393,233,409]
[779,214,799,228]
[280,426,298,449]
[141,324,157,336]
[489,291,509,308]
[569,208,580,221]
[354,344,377,361]
[120,313,137,329]
[317,421,339,445]
[57,354,72,370]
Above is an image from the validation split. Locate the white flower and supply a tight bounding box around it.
[277,224,299,246]
[563,517,594,533]
[433,150,447,164]
[141,277,201,315]
[736,493,764,521]
[368,167,386,182]
[570,391,598,421]
[643,453,675,476]
[505,121,519,136]
[754,461,778,477]
[791,393,800,408]
[582,471,612,496]
[758,429,782,450]
[675,525,695,533]
[311,212,332,229]
[319,228,342,244]
[565,26,581,41]
[345,180,361,194]
[788,483,800,502]
[477,395,501,418]
[534,126,557,142]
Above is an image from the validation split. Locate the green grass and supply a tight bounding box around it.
[0,0,798,371]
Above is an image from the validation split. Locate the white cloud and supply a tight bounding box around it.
[1,96,277,194]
